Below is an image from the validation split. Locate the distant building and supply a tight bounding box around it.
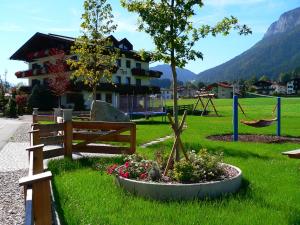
[271,82,287,95]
[207,82,233,99]
[287,78,300,95]
[253,80,274,95]
[161,88,173,99]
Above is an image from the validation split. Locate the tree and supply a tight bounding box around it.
[121,0,251,161]
[68,0,119,119]
[4,89,17,118]
[28,84,56,110]
[197,81,206,90]
[278,72,291,83]
[47,53,70,108]
[259,75,269,82]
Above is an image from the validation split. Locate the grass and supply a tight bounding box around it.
[48,97,300,225]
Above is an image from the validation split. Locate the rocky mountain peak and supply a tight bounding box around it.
[264,7,300,38]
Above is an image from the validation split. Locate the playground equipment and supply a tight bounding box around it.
[232,95,281,141]
[118,94,166,120]
[193,93,219,116]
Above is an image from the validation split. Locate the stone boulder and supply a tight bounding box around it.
[91,100,130,122]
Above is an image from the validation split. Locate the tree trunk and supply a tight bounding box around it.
[171,61,180,162]
[91,86,97,120]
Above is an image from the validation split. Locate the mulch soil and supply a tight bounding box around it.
[208,134,300,144]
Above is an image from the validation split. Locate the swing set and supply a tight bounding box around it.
[232,95,281,141]
[193,93,219,116]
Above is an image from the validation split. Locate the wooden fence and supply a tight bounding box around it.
[19,144,53,225]
[19,111,136,224]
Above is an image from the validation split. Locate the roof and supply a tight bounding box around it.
[218,82,232,88]
[10,32,145,62]
[253,80,272,86]
[10,32,74,61]
[207,82,232,89]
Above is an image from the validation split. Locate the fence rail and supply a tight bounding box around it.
[20,109,137,224]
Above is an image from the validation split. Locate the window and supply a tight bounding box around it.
[126,77,131,85]
[31,79,40,87]
[117,59,121,67]
[136,62,141,69]
[32,63,41,70]
[136,78,141,86]
[116,76,121,84]
[96,93,102,100]
[126,60,131,68]
[106,93,112,103]
[43,78,49,87]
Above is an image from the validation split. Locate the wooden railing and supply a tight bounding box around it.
[165,104,194,115]
[19,144,53,225]
[20,110,137,224]
[71,121,136,155]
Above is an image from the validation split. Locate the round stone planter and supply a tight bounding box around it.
[115,164,242,201]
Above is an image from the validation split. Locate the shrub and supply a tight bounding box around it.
[16,94,27,115]
[173,149,226,183]
[28,84,57,110]
[4,90,17,118]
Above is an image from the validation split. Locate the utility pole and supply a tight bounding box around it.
[4,69,7,93]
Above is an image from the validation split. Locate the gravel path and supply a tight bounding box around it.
[10,123,31,143]
[0,169,28,225]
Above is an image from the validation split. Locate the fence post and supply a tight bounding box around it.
[53,108,61,123]
[32,108,39,123]
[130,123,136,154]
[19,172,53,225]
[26,144,44,174]
[29,129,41,146]
[63,109,73,158]
[233,95,239,142]
[277,97,281,136]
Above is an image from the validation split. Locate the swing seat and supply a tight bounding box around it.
[240,118,277,128]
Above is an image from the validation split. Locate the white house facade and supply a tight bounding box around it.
[10,33,162,110]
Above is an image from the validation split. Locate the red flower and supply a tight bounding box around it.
[122,172,129,178]
[124,161,130,168]
[106,164,118,174]
[139,173,148,180]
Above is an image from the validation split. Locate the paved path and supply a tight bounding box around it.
[0,118,30,172]
[0,118,24,150]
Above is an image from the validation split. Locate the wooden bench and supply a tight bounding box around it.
[282,149,300,159]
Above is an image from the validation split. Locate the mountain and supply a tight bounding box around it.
[150,64,197,82]
[197,7,300,83]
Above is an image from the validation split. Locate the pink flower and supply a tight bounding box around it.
[124,161,130,168]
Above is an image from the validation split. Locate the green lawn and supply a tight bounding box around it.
[48,97,300,225]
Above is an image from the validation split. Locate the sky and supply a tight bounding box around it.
[0,0,299,85]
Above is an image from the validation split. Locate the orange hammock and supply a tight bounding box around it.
[240,118,277,128]
[238,103,277,128]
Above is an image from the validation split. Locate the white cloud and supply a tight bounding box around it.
[114,13,139,33]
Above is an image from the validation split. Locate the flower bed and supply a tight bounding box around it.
[107,150,242,200]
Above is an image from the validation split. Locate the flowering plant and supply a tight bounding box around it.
[107,154,161,181]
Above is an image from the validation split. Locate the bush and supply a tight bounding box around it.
[28,84,57,110]
[73,94,85,111]
[16,94,27,115]
[4,91,17,118]
[173,149,226,183]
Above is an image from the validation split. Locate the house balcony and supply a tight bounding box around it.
[131,68,162,78]
[19,82,161,95]
[15,61,70,78]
